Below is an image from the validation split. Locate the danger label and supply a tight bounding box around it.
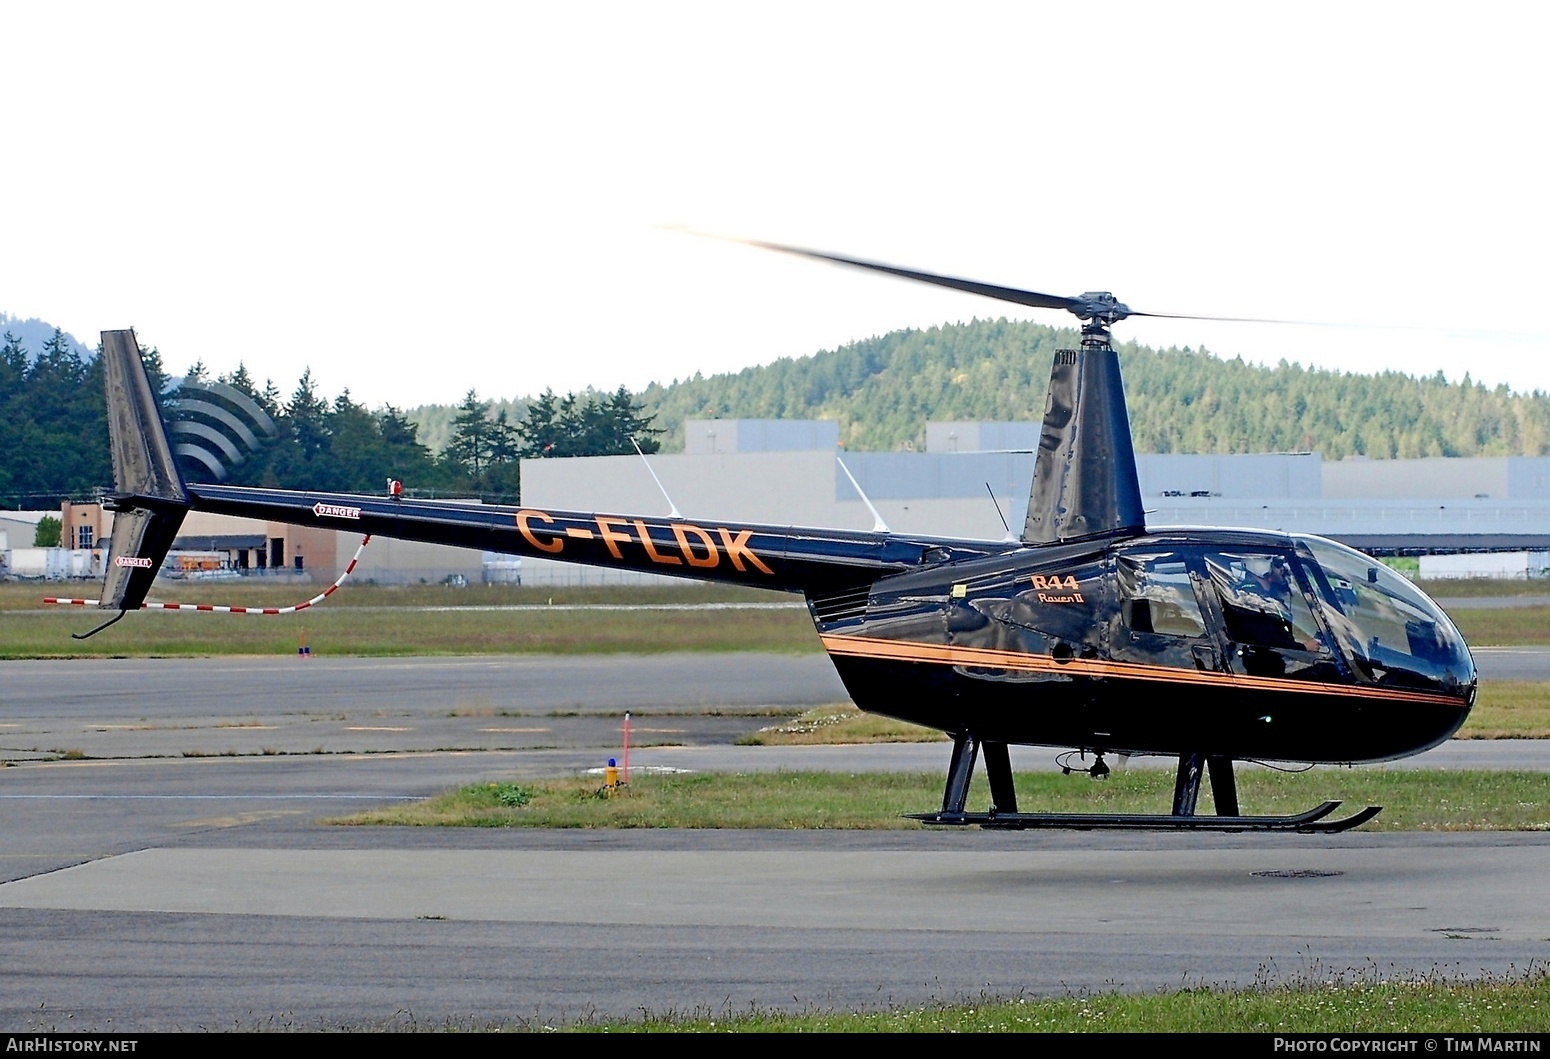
[313,502,361,520]
[113,555,154,568]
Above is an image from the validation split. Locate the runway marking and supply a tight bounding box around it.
[174,810,311,828]
[478,727,550,733]
[345,726,413,732]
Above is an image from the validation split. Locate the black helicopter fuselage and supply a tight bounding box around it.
[814,526,1474,766]
[183,484,1475,767]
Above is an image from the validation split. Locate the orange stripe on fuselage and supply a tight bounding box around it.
[818,633,1465,708]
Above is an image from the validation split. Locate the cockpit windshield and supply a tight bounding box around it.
[1294,535,1473,691]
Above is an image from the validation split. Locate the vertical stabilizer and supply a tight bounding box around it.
[1022,339,1145,545]
[97,329,189,611]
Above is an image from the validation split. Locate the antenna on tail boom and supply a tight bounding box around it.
[837,458,889,534]
[632,438,683,519]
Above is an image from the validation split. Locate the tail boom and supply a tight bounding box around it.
[186,483,962,595]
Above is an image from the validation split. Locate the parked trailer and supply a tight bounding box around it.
[5,548,101,579]
[1420,551,1550,580]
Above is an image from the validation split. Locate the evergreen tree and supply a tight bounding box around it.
[0,332,25,388]
[445,389,496,475]
[375,404,441,489]
[222,362,261,401]
[519,390,562,458]
[286,369,330,461]
[489,408,520,464]
[327,390,381,491]
[13,328,108,504]
[0,333,26,497]
[604,385,661,454]
[482,407,522,497]
[258,378,284,419]
[256,368,334,490]
[378,404,420,448]
[139,345,170,409]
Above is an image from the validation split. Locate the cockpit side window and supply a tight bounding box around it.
[1204,551,1323,652]
[1116,551,1206,638]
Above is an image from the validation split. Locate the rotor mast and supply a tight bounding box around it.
[1071,291,1132,350]
[1022,302,1146,545]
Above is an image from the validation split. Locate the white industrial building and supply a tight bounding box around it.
[517,419,1550,585]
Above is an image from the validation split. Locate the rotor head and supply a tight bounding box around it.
[1073,292,1132,325]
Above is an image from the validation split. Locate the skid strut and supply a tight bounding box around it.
[1171,752,1238,816]
[940,733,1019,815]
[940,732,979,815]
[982,741,1017,815]
[914,741,1381,833]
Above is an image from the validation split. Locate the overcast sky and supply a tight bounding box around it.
[3,3,1546,407]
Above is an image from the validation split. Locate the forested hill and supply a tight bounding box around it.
[633,319,1550,459]
[0,313,91,362]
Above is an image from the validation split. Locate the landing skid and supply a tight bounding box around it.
[921,736,1382,834]
[909,800,1383,833]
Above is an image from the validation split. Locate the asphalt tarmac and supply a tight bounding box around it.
[1,646,1541,758]
[2,652,1548,1031]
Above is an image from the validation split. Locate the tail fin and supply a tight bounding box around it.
[1022,341,1145,545]
[97,329,189,612]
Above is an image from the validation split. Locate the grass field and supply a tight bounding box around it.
[570,971,1550,1032]
[0,580,785,612]
[6,601,1547,657]
[1461,681,1550,738]
[739,684,1550,743]
[320,966,1550,1031]
[1427,577,1550,598]
[0,595,817,658]
[1448,606,1550,647]
[337,767,1550,830]
[349,970,1550,1031]
[3,577,1549,655]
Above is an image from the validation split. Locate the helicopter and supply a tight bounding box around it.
[84,239,1476,833]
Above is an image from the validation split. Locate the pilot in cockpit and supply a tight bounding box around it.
[1243,556,1291,601]
[1237,556,1321,652]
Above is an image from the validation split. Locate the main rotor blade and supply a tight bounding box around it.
[679,229,1324,326]
[711,234,1084,314]
[1129,309,1309,325]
